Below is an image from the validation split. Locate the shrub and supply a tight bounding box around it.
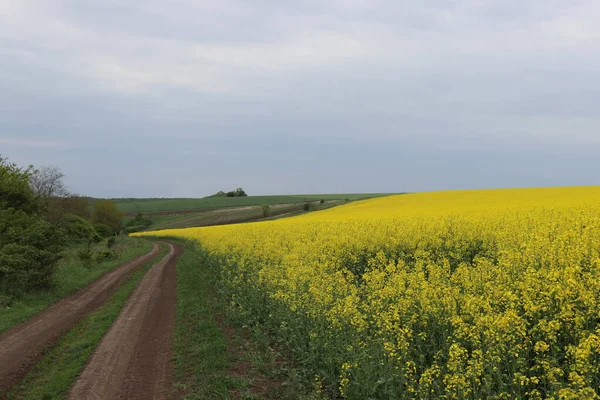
[0,157,65,297]
[94,223,113,238]
[261,204,270,218]
[123,213,153,234]
[320,199,325,204]
[94,250,114,263]
[0,208,65,295]
[210,188,248,197]
[92,199,123,234]
[64,214,101,244]
[0,156,37,213]
[0,293,12,308]
[107,236,117,248]
[76,247,94,267]
[234,187,247,197]
[303,203,310,211]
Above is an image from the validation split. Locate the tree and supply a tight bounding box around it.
[29,165,82,224]
[29,167,94,225]
[92,200,123,234]
[43,195,92,225]
[234,188,247,197]
[0,157,65,296]
[210,188,248,197]
[261,204,270,218]
[0,156,37,213]
[30,165,68,209]
[0,209,65,295]
[60,195,92,219]
[122,212,153,234]
[64,214,100,244]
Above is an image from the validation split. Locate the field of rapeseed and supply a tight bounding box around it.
[135,187,600,399]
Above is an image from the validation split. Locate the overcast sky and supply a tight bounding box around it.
[1,1,599,197]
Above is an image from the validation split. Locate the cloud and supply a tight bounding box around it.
[0,0,599,196]
[0,137,77,149]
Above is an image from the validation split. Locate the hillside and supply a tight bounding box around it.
[112,193,397,214]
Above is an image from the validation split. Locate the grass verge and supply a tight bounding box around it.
[0,236,152,334]
[172,239,230,398]
[4,243,168,400]
[172,239,318,400]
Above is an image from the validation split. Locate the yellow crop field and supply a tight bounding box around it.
[135,187,600,399]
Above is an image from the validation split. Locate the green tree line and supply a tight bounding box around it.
[0,156,125,298]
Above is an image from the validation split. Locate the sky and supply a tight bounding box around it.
[1,0,599,197]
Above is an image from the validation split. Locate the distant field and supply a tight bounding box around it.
[113,194,396,214]
[145,201,342,231]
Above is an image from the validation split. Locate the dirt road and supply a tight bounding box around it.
[69,242,183,400]
[0,244,161,393]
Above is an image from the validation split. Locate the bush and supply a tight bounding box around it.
[303,203,311,211]
[0,293,12,308]
[94,223,113,238]
[76,247,94,267]
[0,156,37,213]
[320,199,325,204]
[92,199,123,234]
[261,204,270,218]
[0,157,65,298]
[94,250,114,263]
[122,213,153,234]
[64,214,101,244]
[107,236,117,248]
[0,208,65,295]
[210,188,248,197]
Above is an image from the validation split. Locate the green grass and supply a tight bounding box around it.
[0,237,152,334]
[5,244,168,400]
[113,194,396,214]
[171,239,230,398]
[144,202,337,231]
[167,239,318,399]
[222,326,320,400]
[125,200,361,232]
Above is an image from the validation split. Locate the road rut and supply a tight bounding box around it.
[69,242,183,400]
[0,243,161,393]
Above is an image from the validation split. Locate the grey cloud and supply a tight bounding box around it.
[1,0,599,197]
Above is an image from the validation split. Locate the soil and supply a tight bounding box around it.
[68,242,183,400]
[0,244,161,394]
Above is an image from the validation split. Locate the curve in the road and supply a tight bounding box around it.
[69,242,183,400]
[0,243,161,393]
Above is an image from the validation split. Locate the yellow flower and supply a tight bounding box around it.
[133,186,600,398]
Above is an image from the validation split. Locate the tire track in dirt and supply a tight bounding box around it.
[69,242,183,400]
[0,243,161,394]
